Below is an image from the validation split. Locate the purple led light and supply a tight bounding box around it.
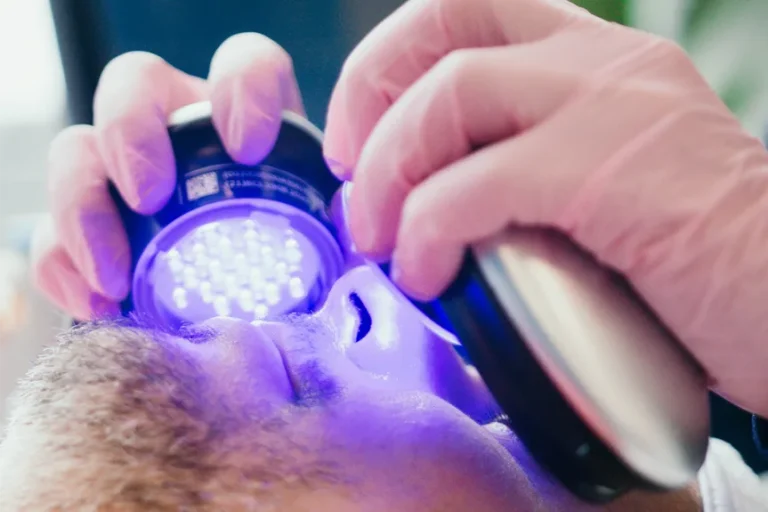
[132,199,343,326]
[331,183,462,346]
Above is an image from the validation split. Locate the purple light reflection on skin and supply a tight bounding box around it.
[132,199,344,326]
[330,183,462,346]
[314,265,497,422]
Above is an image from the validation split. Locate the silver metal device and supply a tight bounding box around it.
[413,225,710,502]
[472,227,710,492]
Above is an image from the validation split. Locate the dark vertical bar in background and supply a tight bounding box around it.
[49,0,113,124]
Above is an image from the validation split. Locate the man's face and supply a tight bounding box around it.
[0,267,693,511]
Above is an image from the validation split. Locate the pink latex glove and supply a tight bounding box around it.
[31,33,304,321]
[324,0,768,417]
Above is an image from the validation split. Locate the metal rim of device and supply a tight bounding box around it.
[167,101,324,144]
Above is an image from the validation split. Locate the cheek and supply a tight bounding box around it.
[317,392,543,512]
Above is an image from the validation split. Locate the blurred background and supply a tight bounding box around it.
[1,0,767,471]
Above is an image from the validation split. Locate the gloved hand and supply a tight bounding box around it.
[31,33,304,321]
[324,0,768,417]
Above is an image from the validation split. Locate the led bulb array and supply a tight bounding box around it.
[158,213,313,321]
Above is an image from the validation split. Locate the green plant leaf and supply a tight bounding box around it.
[570,0,627,24]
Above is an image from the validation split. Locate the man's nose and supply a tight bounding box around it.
[320,265,431,353]
[320,266,498,419]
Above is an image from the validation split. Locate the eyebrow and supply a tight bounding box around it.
[107,314,219,345]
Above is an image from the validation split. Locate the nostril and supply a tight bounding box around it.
[349,293,372,342]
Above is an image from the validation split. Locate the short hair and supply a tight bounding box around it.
[0,320,346,511]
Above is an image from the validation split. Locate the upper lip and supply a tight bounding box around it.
[255,322,311,399]
[272,339,301,397]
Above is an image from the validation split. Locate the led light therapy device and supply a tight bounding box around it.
[116,101,709,505]
[117,102,344,326]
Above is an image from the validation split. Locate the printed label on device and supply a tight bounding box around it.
[172,162,333,232]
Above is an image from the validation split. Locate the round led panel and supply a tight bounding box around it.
[132,198,343,326]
